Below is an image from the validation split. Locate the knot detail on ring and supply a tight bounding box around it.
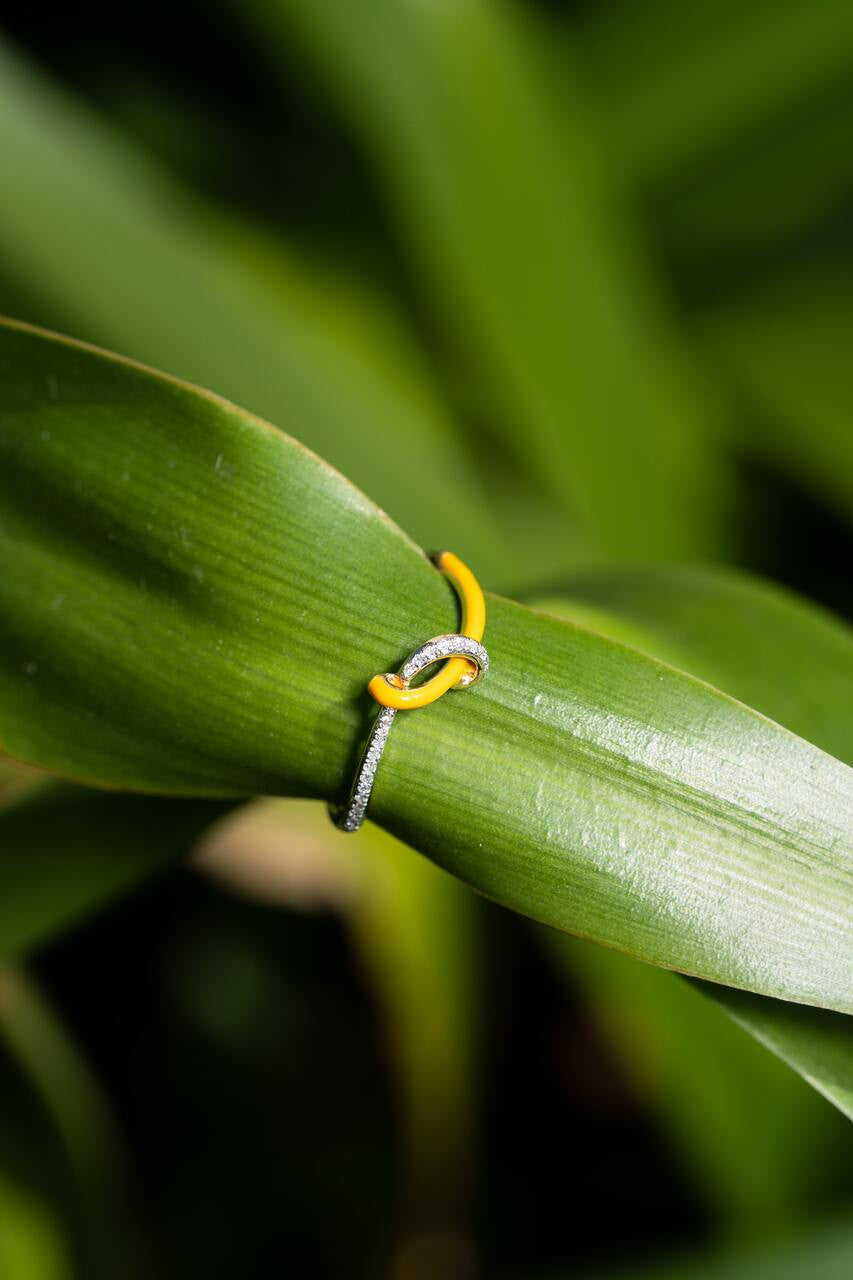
[367,550,486,710]
[375,632,489,705]
[331,551,490,832]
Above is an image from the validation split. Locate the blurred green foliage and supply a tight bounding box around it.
[0,1,851,1277]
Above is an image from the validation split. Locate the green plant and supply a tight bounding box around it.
[1,3,851,1276]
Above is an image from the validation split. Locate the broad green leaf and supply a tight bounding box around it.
[238,0,729,558]
[0,35,506,576]
[710,986,853,1121]
[701,254,853,525]
[537,563,853,764]
[1,319,851,1011]
[537,564,853,1115]
[0,782,231,957]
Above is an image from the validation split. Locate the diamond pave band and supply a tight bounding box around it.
[331,631,490,833]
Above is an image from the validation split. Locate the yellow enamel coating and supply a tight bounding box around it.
[368,550,486,710]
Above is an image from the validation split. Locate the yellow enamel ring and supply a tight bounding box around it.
[331,551,490,832]
[368,551,486,708]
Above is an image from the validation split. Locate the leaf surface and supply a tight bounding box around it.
[539,564,853,1113]
[538,563,853,762]
[0,318,851,1010]
[708,986,853,1121]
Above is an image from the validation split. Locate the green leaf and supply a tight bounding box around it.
[537,562,853,764]
[0,34,506,576]
[1,318,851,1011]
[536,563,853,1114]
[0,782,231,958]
[707,986,853,1121]
[237,0,729,558]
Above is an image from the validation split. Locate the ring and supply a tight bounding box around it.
[331,551,490,832]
